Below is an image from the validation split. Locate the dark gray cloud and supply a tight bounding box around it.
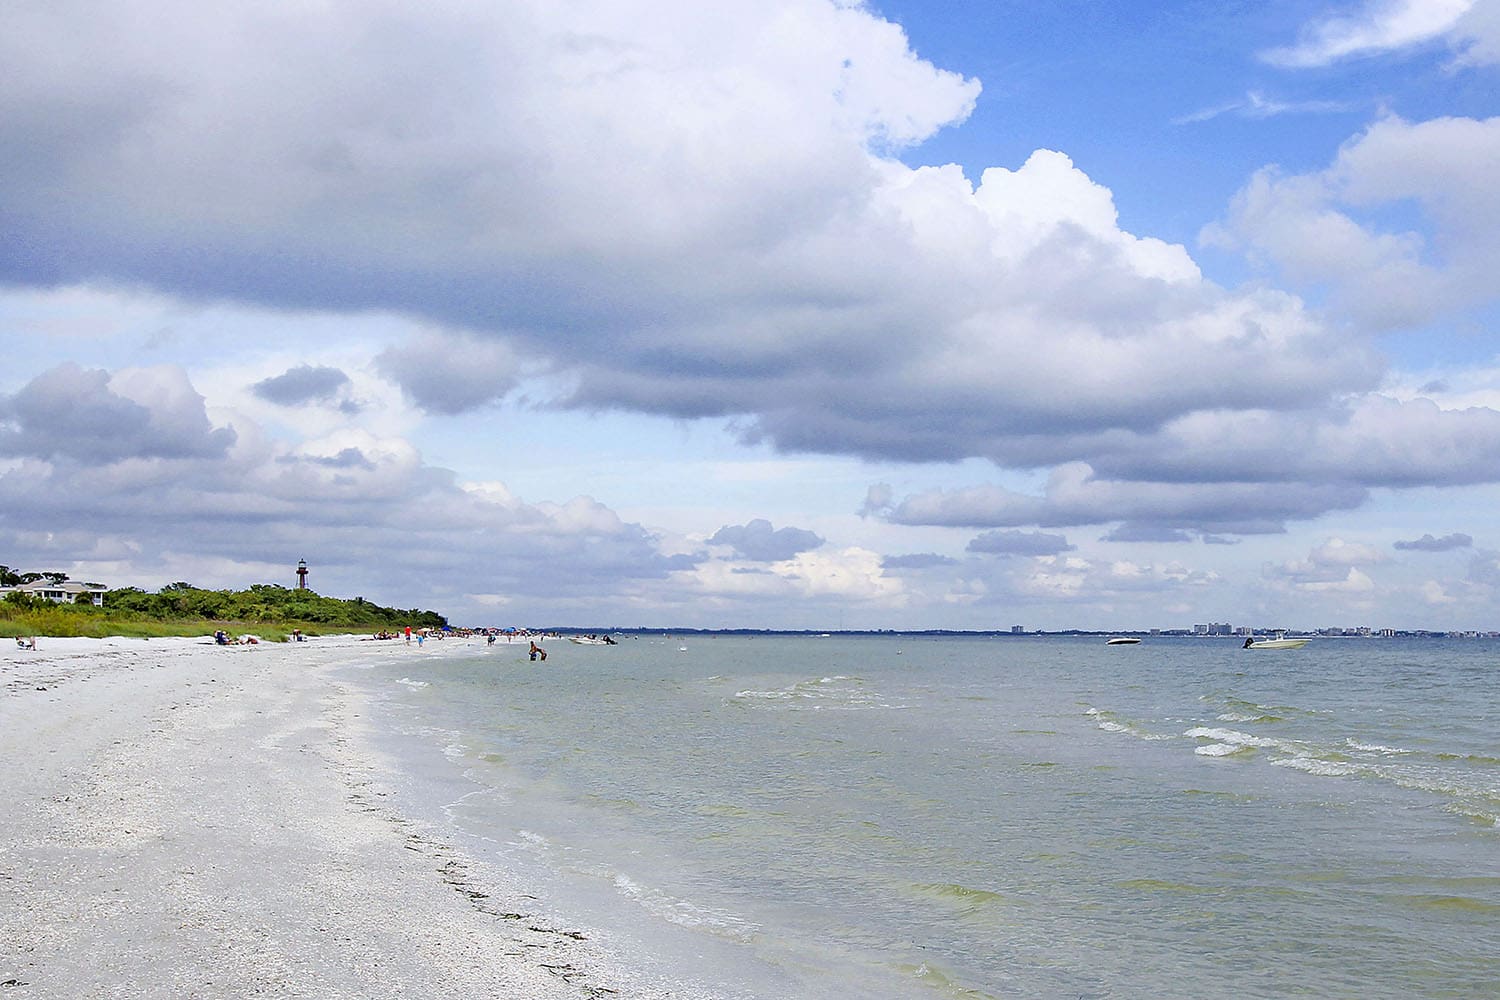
[252,365,356,410]
[884,463,1365,537]
[376,333,522,415]
[966,529,1074,556]
[0,363,235,463]
[1395,532,1473,552]
[277,447,377,471]
[710,519,825,562]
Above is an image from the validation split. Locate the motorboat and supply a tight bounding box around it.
[1106,636,1141,645]
[1244,634,1310,649]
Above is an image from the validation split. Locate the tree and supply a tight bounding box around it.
[0,565,21,586]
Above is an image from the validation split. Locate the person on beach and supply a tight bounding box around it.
[15,636,35,650]
[404,625,412,643]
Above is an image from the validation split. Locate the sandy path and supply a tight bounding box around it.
[0,638,652,999]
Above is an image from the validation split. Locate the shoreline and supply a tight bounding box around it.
[0,636,669,999]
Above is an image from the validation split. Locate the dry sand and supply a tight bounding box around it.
[0,635,669,999]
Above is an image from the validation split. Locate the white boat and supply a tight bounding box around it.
[566,635,615,645]
[1106,636,1141,645]
[1244,635,1310,649]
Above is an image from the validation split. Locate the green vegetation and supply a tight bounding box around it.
[0,582,447,641]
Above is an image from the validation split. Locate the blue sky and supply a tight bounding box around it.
[2,0,1499,630]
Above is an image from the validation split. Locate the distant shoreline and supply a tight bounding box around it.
[542,627,1498,640]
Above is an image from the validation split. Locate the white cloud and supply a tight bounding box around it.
[1298,567,1377,593]
[1420,579,1457,604]
[1207,115,1500,330]
[1261,0,1476,67]
[0,0,1388,478]
[687,545,904,606]
[1309,537,1386,567]
[1173,91,1353,126]
[1266,537,1385,595]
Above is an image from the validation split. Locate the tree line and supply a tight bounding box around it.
[2,568,447,631]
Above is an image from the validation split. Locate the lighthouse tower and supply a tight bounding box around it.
[296,558,308,589]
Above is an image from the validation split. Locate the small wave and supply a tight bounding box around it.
[442,742,466,759]
[1344,739,1413,755]
[612,873,760,939]
[1195,743,1251,757]
[1442,802,1499,826]
[515,829,551,852]
[904,882,1009,924]
[1086,707,1174,741]
[910,882,1007,907]
[899,959,1001,1000]
[1272,757,1367,778]
[1436,752,1500,766]
[1183,727,1292,757]
[1217,712,1282,723]
[732,675,895,711]
[395,677,429,689]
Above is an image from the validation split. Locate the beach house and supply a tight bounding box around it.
[0,580,108,606]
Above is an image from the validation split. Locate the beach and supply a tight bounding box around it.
[7,633,1498,998]
[0,636,658,1000]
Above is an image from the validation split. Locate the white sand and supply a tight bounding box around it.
[0,635,667,999]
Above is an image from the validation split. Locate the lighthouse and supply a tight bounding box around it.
[296,558,308,589]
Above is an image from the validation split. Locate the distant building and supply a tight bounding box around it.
[0,580,107,606]
[1011,625,1024,634]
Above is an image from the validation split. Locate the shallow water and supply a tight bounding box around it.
[354,635,1500,998]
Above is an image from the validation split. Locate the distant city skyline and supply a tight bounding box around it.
[2,1,1499,630]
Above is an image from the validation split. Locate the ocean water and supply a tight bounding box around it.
[350,635,1500,998]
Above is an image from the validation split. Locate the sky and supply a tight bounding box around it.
[2,0,1499,631]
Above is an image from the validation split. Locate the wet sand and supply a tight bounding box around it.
[0,636,663,999]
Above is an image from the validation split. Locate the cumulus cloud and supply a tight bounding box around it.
[0,364,704,619]
[966,529,1073,557]
[1266,538,1386,596]
[0,0,1391,485]
[1395,532,1473,551]
[4,0,1500,570]
[1015,554,1219,602]
[0,363,236,463]
[1207,115,1500,331]
[1419,579,1458,604]
[688,545,904,609]
[709,518,824,562]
